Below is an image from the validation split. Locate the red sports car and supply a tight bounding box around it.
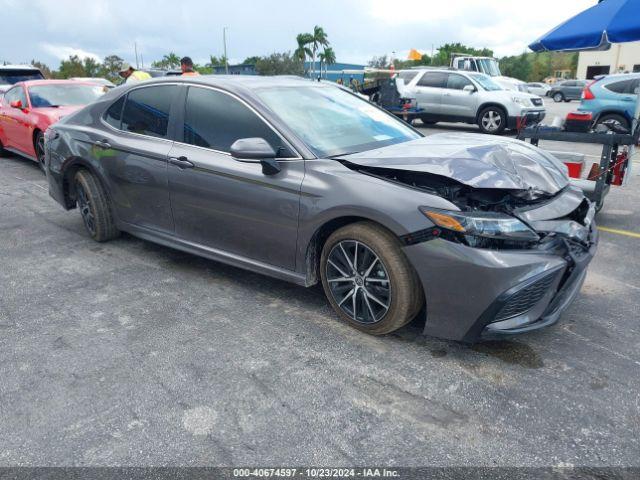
[0,80,105,170]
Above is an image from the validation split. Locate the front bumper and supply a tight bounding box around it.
[403,221,597,343]
[508,109,546,129]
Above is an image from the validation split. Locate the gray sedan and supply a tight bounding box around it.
[44,76,597,342]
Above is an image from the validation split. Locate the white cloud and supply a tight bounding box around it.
[41,44,102,62]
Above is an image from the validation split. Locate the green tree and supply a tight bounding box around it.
[500,53,531,81]
[368,55,390,68]
[152,52,181,70]
[318,46,336,78]
[309,25,329,78]
[294,33,313,73]
[31,60,52,78]
[57,55,86,78]
[82,57,101,77]
[255,51,303,76]
[243,56,261,65]
[207,55,228,68]
[99,55,124,83]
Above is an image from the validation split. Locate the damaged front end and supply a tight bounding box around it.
[340,155,597,342]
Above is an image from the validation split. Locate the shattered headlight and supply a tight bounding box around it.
[420,208,540,241]
[511,96,532,107]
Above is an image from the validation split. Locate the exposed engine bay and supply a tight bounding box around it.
[344,163,595,252]
[349,164,552,213]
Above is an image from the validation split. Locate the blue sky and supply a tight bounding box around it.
[0,0,595,68]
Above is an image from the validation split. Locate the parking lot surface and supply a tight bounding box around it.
[1,98,639,466]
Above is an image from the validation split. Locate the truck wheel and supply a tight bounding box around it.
[553,92,564,103]
[74,169,119,242]
[320,222,424,335]
[478,106,506,134]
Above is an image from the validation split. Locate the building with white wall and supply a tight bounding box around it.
[577,41,640,79]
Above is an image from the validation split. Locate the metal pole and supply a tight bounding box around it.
[134,42,139,69]
[223,27,229,74]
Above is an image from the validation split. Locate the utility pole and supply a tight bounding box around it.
[134,42,139,69]
[223,27,229,74]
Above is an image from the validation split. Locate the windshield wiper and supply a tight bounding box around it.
[328,151,360,159]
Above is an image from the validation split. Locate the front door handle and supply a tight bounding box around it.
[94,139,111,149]
[169,156,195,169]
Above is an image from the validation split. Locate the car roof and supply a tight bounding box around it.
[16,79,101,88]
[0,64,41,71]
[599,72,640,82]
[107,75,331,96]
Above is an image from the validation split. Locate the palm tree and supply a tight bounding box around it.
[310,26,329,78]
[162,52,181,69]
[321,47,336,79]
[318,51,326,79]
[294,33,313,75]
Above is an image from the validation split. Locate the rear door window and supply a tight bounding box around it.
[181,86,291,156]
[120,85,178,138]
[417,72,447,88]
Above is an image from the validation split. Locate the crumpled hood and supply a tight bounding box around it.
[340,133,569,195]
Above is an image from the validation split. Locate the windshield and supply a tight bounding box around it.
[28,84,104,108]
[476,58,501,77]
[0,70,45,85]
[468,73,503,91]
[255,85,421,157]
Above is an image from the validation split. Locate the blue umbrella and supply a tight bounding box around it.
[529,0,640,52]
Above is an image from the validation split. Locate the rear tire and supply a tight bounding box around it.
[420,116,436,125]
[596,113,630,131]
[74,169,119,242]
[320,221,424,335]
[477,106,507,135]
[553,92,564,103]
[0,139,7,156]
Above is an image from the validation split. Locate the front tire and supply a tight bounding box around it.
[553,92,564,103]
[34,131,46,172]
[74,169,119,242]
[320,222,423,335]
[478,106,506,134]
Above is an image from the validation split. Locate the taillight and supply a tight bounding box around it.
[582,80,597,100]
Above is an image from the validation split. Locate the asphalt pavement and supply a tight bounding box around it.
[1,97,639,467]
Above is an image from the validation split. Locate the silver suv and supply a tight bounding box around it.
[398,69,545,134]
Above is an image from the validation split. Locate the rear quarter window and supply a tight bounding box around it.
[606,79,636,94]
[120,85,178,138]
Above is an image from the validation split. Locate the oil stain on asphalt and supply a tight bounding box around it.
[472,340,544,369]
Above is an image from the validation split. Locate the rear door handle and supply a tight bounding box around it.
[94,139,111,149]
[169,156,195,169]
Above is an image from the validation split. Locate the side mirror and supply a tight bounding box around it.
[230,137,281,175]
[10,100,23,109]
[463,85,476,93]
